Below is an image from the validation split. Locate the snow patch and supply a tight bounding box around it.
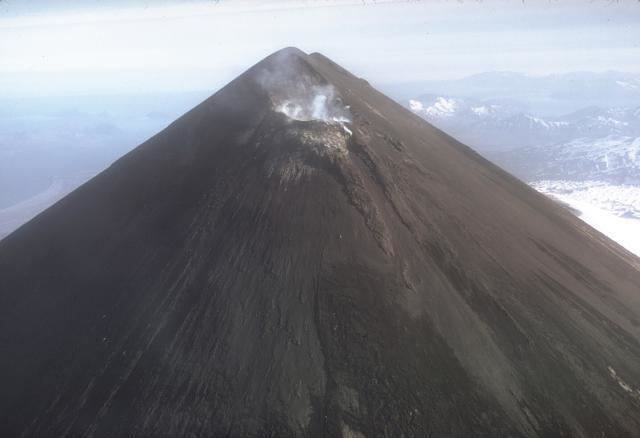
[596,116,628,128]
[425,97,458,117]
[616,80,640,90]
[532,180,640,256]
[409,99,424,112]
[525,115,569,129]
[471,106,489,116]
[608,366,640,400]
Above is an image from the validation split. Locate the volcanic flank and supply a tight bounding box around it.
[1,48,640,437]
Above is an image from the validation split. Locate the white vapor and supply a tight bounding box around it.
[275,85,351,125]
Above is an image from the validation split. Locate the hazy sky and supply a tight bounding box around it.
[1,0,639,96]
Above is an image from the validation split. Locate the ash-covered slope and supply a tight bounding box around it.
[1,48,640,437]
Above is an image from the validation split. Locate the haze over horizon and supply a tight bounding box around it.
[1,0,639,96]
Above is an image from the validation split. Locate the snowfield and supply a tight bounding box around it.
[532,180,640,257]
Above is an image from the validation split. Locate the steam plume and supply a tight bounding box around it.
[275,84,351,124]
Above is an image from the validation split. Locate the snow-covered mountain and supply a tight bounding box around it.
[409,95,640,189]
[490,135,640,185]
[409,96,518,122]
[408,94,640,152]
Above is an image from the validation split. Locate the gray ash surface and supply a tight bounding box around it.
[1,48,640,437]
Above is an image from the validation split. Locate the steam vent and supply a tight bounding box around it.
[1,48,640,437]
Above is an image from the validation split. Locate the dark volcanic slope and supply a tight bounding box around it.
[1,48,640,437]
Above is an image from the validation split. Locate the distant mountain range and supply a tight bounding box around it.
[490,135,640,185]
[405,73,640,186]
[408,94,640,153]
[387,71,640,115]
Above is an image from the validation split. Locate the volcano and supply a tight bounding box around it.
[1,48,640,437]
